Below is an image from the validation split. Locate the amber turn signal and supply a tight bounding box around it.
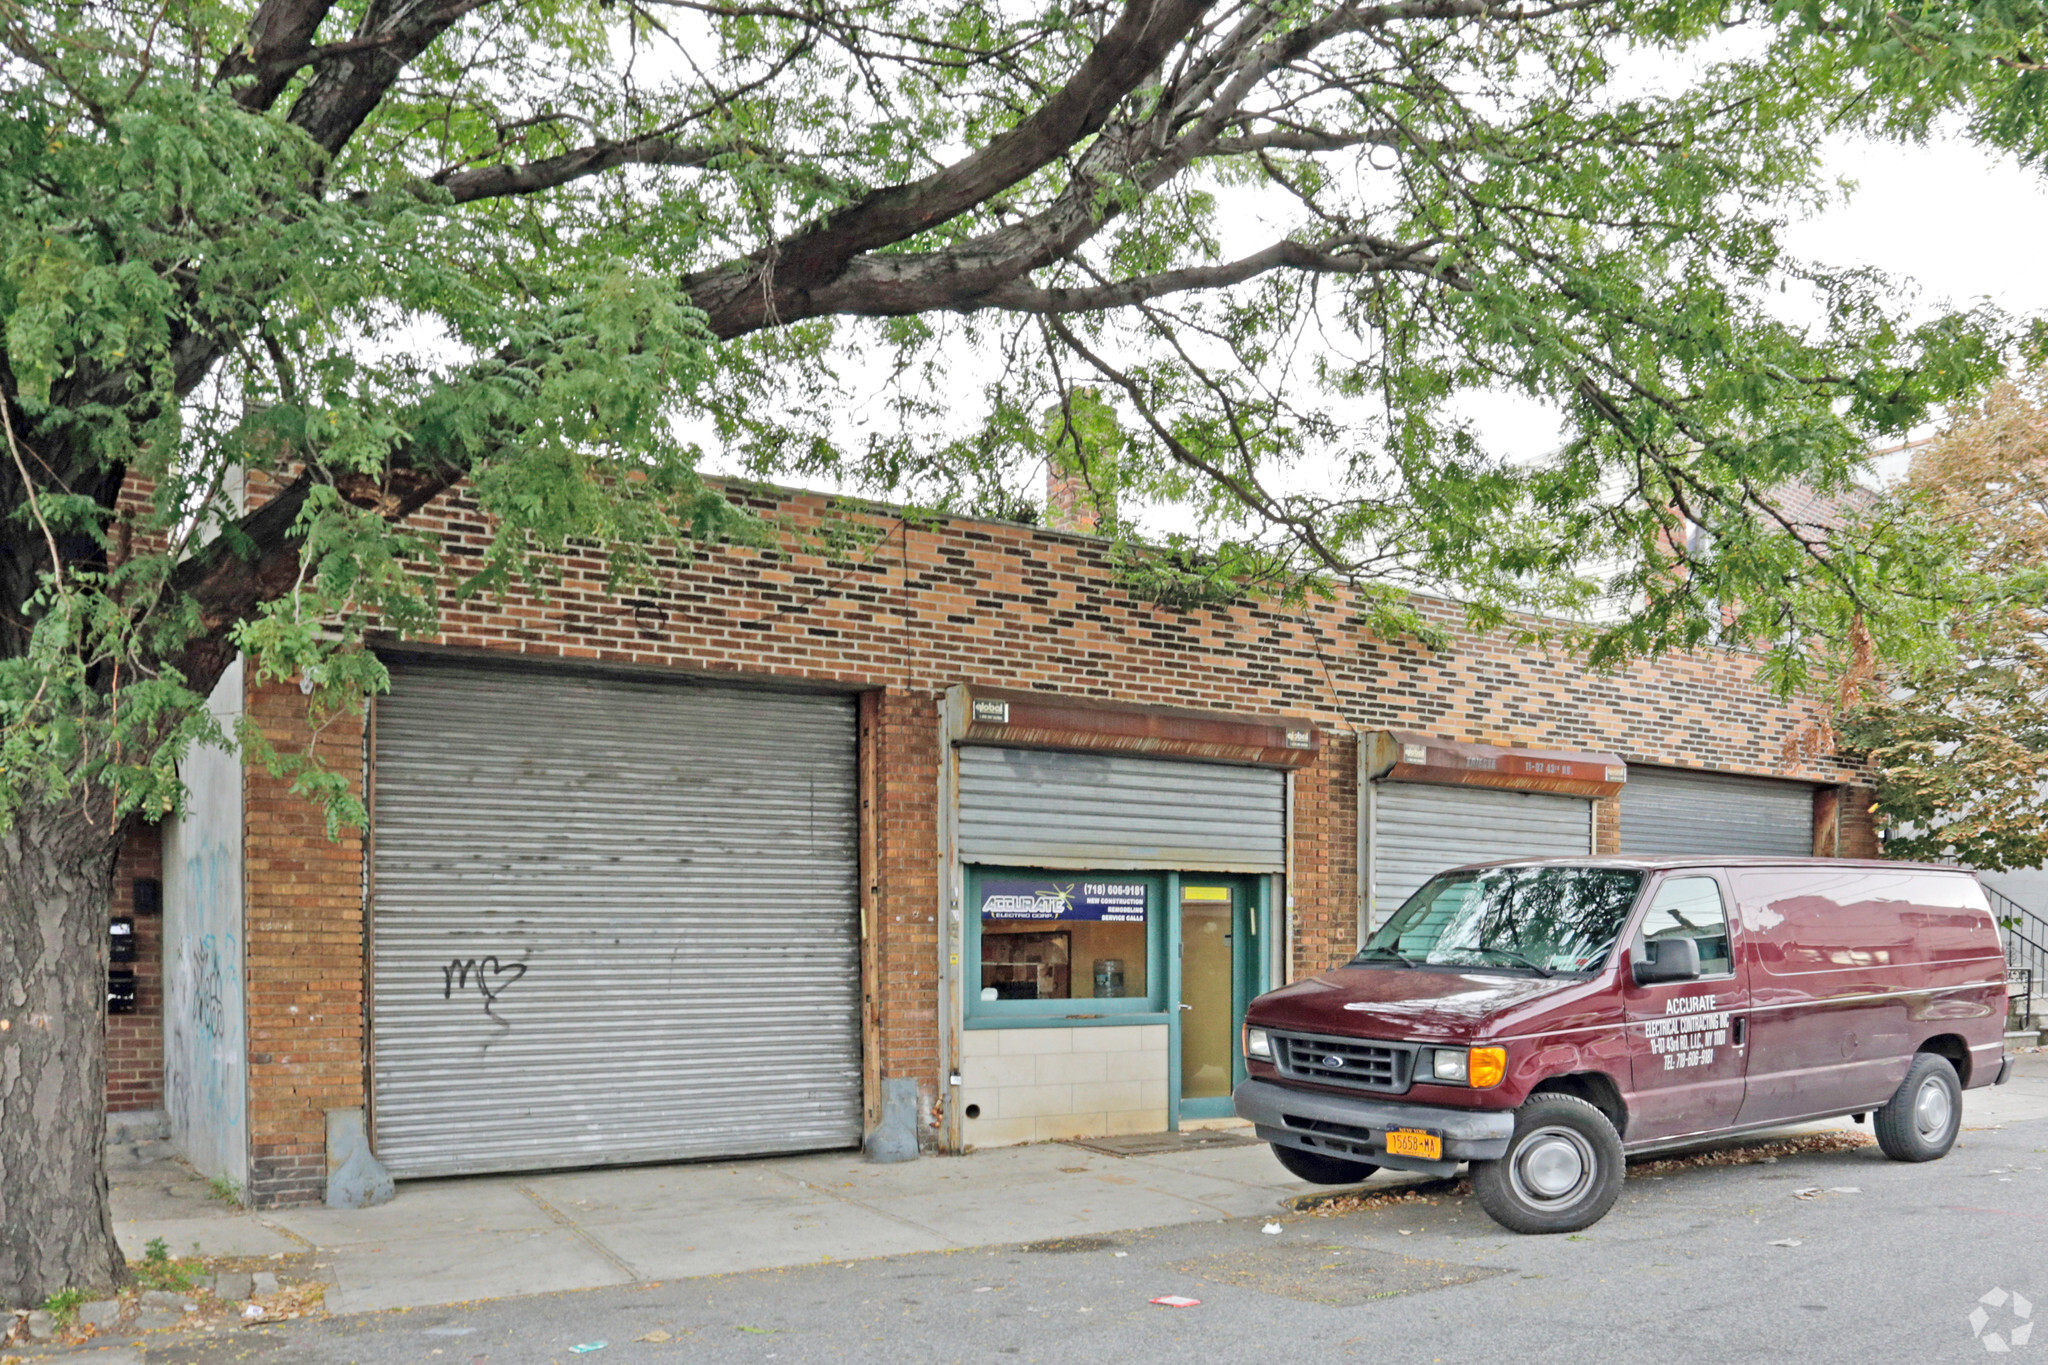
[1468,1046,1507,1089]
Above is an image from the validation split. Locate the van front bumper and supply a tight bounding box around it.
[1233,1078,1515,1177]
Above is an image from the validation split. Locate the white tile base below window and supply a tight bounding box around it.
[958,1024,1170,1146]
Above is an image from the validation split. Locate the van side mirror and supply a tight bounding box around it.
[1633,936,1702,986]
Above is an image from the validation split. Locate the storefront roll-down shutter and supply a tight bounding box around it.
[370,659,861,1179]
[957,746,1286,872]
[1370,782,1595,923]
[1619,765,1816,858]
[1361,732,1622,928]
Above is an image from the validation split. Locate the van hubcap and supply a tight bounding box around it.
[1510,1127,1595,1206]
[1914,1078,1953,1138]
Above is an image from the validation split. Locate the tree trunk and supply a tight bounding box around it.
[0,801,129,1308]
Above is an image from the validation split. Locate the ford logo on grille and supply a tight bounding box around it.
[1320,1054,1346,1068]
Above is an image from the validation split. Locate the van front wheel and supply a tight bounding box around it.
[1472,1095,1625,1234]
[1874,1053,1962,1162]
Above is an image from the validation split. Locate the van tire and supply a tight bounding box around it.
[1270,1143,1379,1185]
[1874,1053,1962,1162]
[1472,1095,1625,1234]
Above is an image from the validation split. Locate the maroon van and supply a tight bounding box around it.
[1234,858,2014,1233]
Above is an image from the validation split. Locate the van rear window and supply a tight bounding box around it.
[1729,870,1998,975]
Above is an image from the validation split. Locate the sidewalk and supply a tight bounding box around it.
[114,1127,1316,1314]
[112,1054,2048,1318]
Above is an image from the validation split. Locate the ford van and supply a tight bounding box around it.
[1233,858,2014,1233]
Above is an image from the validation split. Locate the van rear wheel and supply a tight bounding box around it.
[1874,1053,1962,1162]
[1270,1143,1379,1185]
[1472,1094,1625,1234]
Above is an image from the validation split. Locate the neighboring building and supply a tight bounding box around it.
[105,476,1878,1206]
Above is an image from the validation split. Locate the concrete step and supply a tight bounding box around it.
[105,1109,175,1171]
[106,1137,179,1171]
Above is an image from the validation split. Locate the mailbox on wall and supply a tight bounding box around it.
[132,877,161,916]
[107,968,137,1014]
[109,916,137,964]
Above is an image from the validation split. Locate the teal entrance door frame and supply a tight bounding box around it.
[1168,874,1272,1127]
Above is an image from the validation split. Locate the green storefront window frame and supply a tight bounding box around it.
[964,865,1171,1024]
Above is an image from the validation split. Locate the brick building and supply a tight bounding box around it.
[107,477,1877,1206]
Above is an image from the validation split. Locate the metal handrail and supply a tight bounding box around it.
[1989,888,2048,1027]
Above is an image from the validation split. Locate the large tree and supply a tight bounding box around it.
[1840,367,2048,872]
[0,0,2023,1304]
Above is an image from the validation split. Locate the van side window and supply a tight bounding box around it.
[1634,877,1732,977]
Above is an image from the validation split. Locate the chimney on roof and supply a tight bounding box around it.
[1046,461,1101,535]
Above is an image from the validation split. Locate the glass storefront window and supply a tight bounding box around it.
[969,868,1164,1015]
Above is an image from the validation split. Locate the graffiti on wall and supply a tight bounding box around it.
[164,834,245,1181]
[442,956,527,1023]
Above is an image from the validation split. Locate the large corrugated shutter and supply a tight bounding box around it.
[371,660,860,1179]
[958,746,1285,872]
[1370,783,1593,924]
[1619,766,1815,858]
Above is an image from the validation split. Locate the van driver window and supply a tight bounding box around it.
[1635,877,1732,976]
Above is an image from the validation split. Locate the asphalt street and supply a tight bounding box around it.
[100,1083,2047,1365]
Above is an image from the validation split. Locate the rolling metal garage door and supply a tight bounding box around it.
[1619,766,1815,858]
[1369,783,1594,925]
[958,747,1285,872]
[371,660,860,1178]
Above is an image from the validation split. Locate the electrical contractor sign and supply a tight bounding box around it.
[979,880,1149,923]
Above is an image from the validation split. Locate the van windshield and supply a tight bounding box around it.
[1354,866,1644,976]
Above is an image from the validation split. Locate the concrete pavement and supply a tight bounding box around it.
[109,1050,2048,1318]
[87,1050,2048,1365]
[114,1127,1324,1314]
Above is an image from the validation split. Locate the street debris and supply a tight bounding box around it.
[637,1330,675,1342]
[1793,1186,1862,1199]
[241,1304,265,1319]
[1293,1182,1462,1217]
[1262,1223,1283,1235]
[1768,1239,1804,1247]
[1150,1296,1202,1308]
[1633,1131,1874,1178]
[568,1343,607,1354]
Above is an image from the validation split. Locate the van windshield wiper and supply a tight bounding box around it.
[1469,946,1555,977]
[1354,946,1424,968]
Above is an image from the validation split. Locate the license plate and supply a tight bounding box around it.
[1385,1129,1442,1161]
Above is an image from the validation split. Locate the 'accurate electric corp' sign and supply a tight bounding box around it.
[978,879,1149,923]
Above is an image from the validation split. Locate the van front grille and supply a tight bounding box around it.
[1270,1031,1416,1094]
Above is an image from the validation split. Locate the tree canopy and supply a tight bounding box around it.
[1841,366,2048,872]
[3,0,2033,843]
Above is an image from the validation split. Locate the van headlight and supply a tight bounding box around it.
[1430,1046,1506,1088]
[1245,1027,1272,1060]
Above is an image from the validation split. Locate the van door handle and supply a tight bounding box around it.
[1178,1004,1194,1012]
[1733,1017,1747,1047]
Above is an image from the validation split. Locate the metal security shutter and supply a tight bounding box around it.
[371,661,860,1179]
[1370,783,1593,924]
[958,746,1285,872]
[1620,766,1815,858]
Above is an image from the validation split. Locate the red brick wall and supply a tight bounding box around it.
[874,690,942,1136]
[223,476,1877,1193]
[1838,787,1882,859]
[106,820,164,1111]
[241,678,367,1206]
